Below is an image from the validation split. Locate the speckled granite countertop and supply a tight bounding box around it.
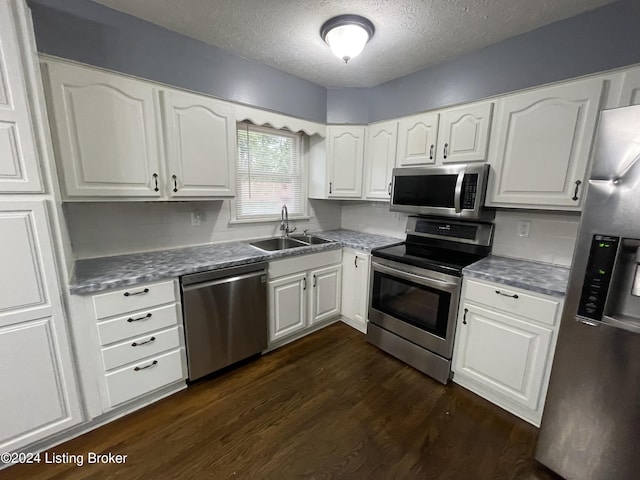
[314,229,402,251]
[69,229,401,295]
[463,255,570,298]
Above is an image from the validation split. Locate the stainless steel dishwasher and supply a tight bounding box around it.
[181,262,268,381]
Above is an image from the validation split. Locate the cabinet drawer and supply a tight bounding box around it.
[105,348,186,408]
[92,280,176,320]
[101,326,182,371]
[465,279,560,326]
[97,303,179,345]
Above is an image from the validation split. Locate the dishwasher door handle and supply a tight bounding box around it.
[182,270,266,292]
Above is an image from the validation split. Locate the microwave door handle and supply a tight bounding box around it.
[454,170,464,213]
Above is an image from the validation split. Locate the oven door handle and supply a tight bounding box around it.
[454,168,465,214]
[372,262,459,293]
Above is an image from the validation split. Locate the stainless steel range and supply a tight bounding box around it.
[367,216,493,384]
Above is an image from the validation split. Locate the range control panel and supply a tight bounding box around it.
[577,235,620,321]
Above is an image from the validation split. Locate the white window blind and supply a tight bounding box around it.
[235,122,305,220]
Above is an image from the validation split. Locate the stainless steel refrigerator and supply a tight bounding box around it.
[536,104,640,479]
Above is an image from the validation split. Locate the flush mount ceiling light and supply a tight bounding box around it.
[320,14,375,64]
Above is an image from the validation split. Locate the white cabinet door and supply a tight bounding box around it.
[0,0,42,193]
[364,121,397,200]
[453,304,553,411]
[340,248,369,333]
[0,201,82,452]
[309,265,342,326]
[396,112,439,166]
[618,67,640,106]
[161,89,235,198]
[327,126,365,198]
[269,272,307,342]
[44,61,162,198]
[486,78,604,209]
[437,102,493,164]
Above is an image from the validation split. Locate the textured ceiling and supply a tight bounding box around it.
[90,0,614,88]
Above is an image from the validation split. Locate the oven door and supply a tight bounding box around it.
[368,257,461,359]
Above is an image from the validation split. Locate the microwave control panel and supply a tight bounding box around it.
[577,235,620,321]
[462,174,478,210]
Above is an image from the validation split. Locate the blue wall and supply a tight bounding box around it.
[28,0,328,123]
[28,0,640,125]
[365,0,640,121]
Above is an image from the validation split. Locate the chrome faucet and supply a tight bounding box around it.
[280,204,297,237]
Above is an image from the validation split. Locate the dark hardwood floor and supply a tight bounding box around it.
[3,322,561,479]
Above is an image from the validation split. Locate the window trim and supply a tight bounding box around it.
[229,122,310,224]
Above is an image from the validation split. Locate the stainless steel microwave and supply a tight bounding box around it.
[390,164,494,220]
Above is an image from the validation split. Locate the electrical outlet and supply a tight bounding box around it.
[191,209,202,226]
[517,220,531,237]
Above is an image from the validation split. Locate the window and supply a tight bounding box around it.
[234,122,306,221]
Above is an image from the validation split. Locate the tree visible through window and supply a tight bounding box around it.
[235,123,305,220]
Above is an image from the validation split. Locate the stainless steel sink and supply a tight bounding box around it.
[249,237,308,251]
[289,234,332,245]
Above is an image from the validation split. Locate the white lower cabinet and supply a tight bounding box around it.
[452,278,563,426]
[69,279,187,416]
[340,248,370,333]
[0,201,82,453]
[268,250,342,347]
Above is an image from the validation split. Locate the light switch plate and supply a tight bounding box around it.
[517,220,531,237]
[191,210,202,226]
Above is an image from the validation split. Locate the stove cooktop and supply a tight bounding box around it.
[371,242,486,276]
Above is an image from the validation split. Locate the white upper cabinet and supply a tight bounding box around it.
[364,120,397,200]
[0,0,42,193]
[618,66,640,107]
[486,77,605,209]
[161,89,235,197]
[44,61,163,198]
[437,102,493,164]
[327,125,365,198]
[396,112,438,166]
[0,201,82,452]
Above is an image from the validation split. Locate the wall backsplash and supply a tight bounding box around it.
[492,209,580,267]
[341,201,407,239]
[341,202,579,267]
[64,200,341,259]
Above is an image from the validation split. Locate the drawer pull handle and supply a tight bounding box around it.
[134,360,158,371]
[303,277,307,290]
[429,144,434,160]
[443,143,449,159]
[152,173,159,192]
[127,313,152,323]
[495,290,519,299]
[124,288,149,297]
[172,174,178,193]
[132,336,156,347]
[462,308,468,325]
[354,255,358,268]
